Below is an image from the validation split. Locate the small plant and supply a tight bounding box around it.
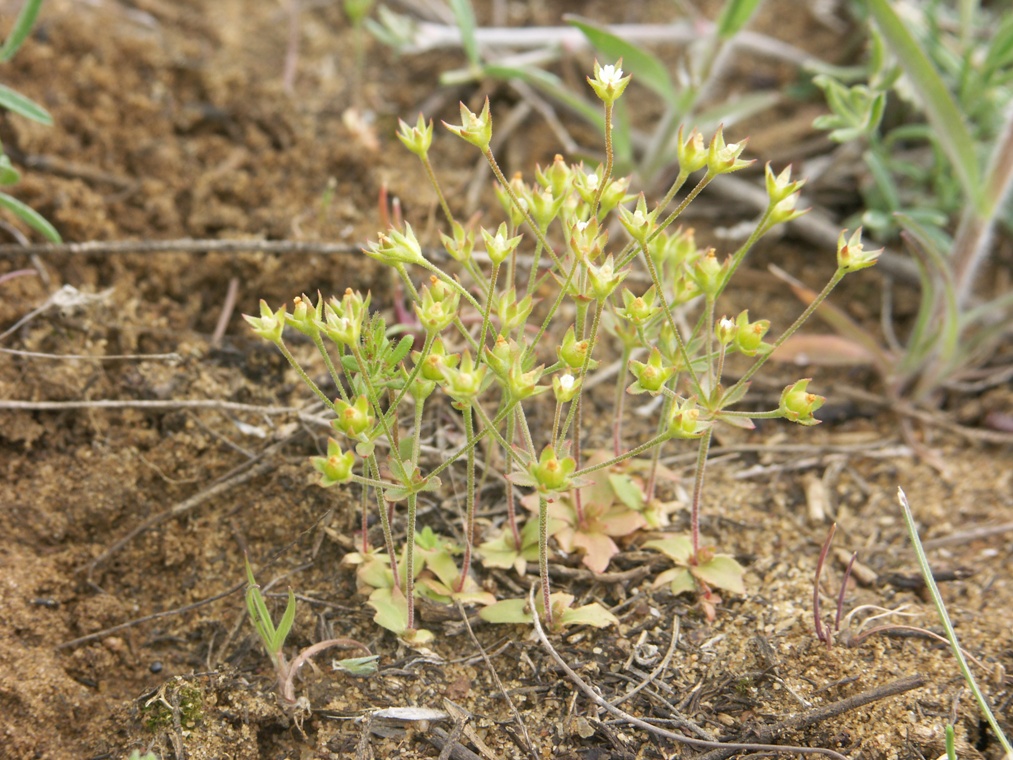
[0,0,61,242]
[244,558,376,707]
[246,60,877,638]
[800,0,1013,403]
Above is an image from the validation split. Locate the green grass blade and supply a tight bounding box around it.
[273,590,297,653]
[865,0,984,214]
[0,0,45,62]
[715,0,763,39]
[565,16,678,106]
[897,488,1013,758]
[0,191,60,242]
[0,83,52,125]
[447,0,479,70]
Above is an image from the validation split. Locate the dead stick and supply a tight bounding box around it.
[57,582,245,650]
[0,398,298,414]
[693,674,925,760]
[0,239,362,256]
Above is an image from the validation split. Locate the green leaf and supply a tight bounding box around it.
[447,0,479,70]
[479,598,532,625]
[274,590,297,651]
[655,567,697,596]
[984,14,1013,76]
[0,0,44,62]
[715,0,763,39]
[608,473,644,512]
[866,0,984,214]
[0,154,21,185]
[0,83,52,125]
[368,587,409,634]
[643,534,693,563]
[389,334,414,367]
[559,602,619,629]
[692,554,746,595]
[565,16,677,106]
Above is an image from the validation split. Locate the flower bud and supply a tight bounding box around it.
[443,97,493,151]
[690,248,730,297]
[495,175,528,228]
[676,126,708,174]
[667,398,707,438]
[311,438,355,487]
[440,221,475,263]
[587,254,628,302]
[779,378,825,426]
[507,363,546,402]
[732,310,771,356]
[706,126,752,176]
[529,186,564,228]
[285,293,323,338]
[440,350,487,405]
[244,300,287,344]
[598,175,631,215]
[530,444,576,493]
[628,347,676,394]
[536,154,571,199]
[765,163,805,205]
[396,113,433,158]
[558,325,597,370]
[365,223,426,267]
[483,334,517,378]
[715,316,737,346]
[414,337,458,382]
[494,288,535,334]
[481,222,523,265]
[617,194,659,245]
[333,395,374,440]
[320,288,370,346]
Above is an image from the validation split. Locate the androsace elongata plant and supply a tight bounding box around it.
[245,58,880,637]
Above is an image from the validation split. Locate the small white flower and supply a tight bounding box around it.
[559,374,575,392]
[598,65,624,86]
[586,173,599,190]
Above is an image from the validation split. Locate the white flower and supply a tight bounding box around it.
[598,65,624,86]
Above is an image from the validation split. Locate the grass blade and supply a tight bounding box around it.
[0,83,52,125]
[0,0,45,62]
[897,487,1013,758]
[0,191,61,242]
[865,0,983,214]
